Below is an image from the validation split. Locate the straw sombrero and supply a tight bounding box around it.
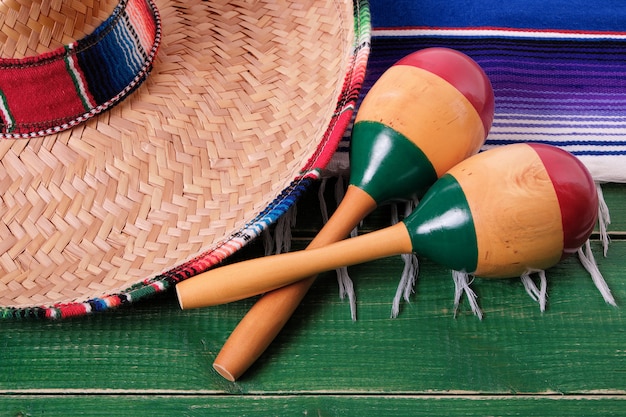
[0,0,370,318]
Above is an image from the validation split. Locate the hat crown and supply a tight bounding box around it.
[0,0,120,59]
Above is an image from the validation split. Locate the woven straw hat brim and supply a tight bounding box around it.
[0,0,370,318]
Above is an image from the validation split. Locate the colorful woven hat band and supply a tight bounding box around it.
[0,0,161,138]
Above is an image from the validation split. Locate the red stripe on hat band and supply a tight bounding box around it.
[0,57,88,128]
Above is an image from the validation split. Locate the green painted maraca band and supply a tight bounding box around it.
[349,120,438,203]
[403,173,479,273]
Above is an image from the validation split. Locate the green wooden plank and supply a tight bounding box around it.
[1,395,625,417]
[0,238,623,394]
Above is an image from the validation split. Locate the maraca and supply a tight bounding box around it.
[176,143,598,308]
[197,47,495,381]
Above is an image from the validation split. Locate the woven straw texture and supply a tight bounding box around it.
[0,0,370,317]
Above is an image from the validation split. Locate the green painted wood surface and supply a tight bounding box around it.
[2,396,625,416]
[0,180,625,415]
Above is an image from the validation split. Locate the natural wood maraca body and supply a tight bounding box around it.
[176,143,598,309]
[406,143,597,277]
[206,47,495,380]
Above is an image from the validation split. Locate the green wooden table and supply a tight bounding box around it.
[1,180,624,416]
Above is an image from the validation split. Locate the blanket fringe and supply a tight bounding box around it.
[520,270,548,312]
[262,202,297,256]
[578,239,617,307]
[577,183,616,306]
[596,183,611,256]
[452,270,483,319]
[320,176,359,320]
[336,266,357,321]
[390,200,419,318]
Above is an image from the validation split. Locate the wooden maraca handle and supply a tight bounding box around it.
[176,221,413,309]
[212,186,377,381]
[213,276,317,381]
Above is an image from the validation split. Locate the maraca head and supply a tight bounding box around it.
[350,47,495,203]
[404,143,598,278]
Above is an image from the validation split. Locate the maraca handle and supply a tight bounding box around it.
[176,222,413,309]
[213,186,377,381]
[213,275,316,381]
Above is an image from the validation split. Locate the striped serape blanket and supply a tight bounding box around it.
[320,0,625,316]
[351,29,626,183]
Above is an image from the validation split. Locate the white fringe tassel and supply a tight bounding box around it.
[262,202,297,256]
[577,184,616,307]
[390,200,419,318]
[596,183,611,256]
[317,178,330,228]
[336,266,357,321]
[319,176,359,320]
[520,270,548,312]
[578,239,617,307]
[452,270,483,319]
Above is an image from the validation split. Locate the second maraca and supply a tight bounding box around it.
[176,143,598,304]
